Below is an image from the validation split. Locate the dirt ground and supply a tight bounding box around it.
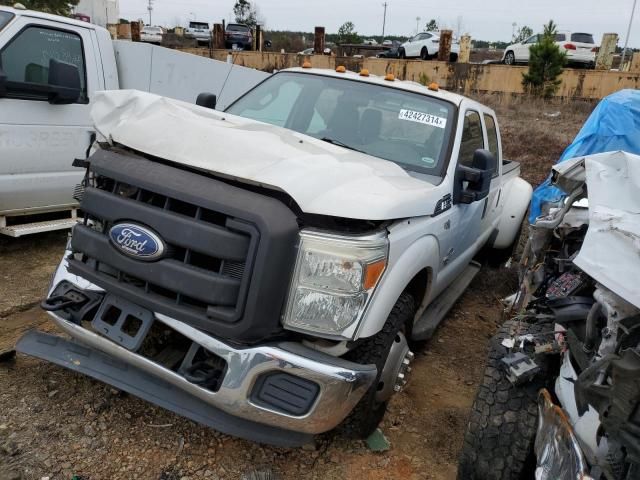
[0,96,593,480]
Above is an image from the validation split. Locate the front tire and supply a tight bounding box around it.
[457,320,555,480]
[339,293,416,438]
[504,51,515,65]
[420,47,430,60]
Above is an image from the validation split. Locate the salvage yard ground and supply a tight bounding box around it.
[0,94,594,480]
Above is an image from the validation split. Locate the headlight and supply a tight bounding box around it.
[534,389,594,480]
[283,230,388,336]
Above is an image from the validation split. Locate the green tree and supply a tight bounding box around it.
[337,21,360,44]
[0,0,79,16]
[425,19,439,32]
[515,25,533,43]
[522,20,566,98]
[233,0,258,28]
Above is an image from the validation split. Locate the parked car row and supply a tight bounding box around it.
[502,31,597,68]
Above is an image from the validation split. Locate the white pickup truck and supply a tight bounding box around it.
[18,67,532,446]
[0,6,266,237]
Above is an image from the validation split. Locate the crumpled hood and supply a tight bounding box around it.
[91,90,441,220]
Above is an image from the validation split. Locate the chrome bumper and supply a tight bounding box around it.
[43,284,376,435]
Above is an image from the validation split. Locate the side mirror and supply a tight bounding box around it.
[48,59,81,104]
[263,39,272,48]
[454,149,496,204]
[196,92,217,110]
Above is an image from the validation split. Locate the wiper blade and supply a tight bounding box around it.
[320,137,366,154]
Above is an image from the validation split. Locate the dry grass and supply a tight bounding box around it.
[471,93,596,185]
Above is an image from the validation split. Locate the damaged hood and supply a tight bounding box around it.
[564,151,640,308]
[91,90,442,220]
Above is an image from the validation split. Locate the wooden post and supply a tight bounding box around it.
[314,26,325,54]
[459,35,471,63]
[213,23,224,49]
[255,24,262,52]
[117,23,131,40]
[596,33,617,70]
[437,29,453,62]
[130,21,141,42]
[630,52,640,73]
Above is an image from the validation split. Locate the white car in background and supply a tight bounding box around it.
[502,31,597,67]
[140,26,163,45]
[399,32,460,61]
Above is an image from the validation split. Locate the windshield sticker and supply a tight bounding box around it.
[398,109,447,129]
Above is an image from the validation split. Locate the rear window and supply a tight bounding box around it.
[227,24,250,32]
[0,11,14,32]
[554,33,566,41]
[571,33,594,44]
[189,22,209,29]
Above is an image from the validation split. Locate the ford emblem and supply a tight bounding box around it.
[108,223,165,261]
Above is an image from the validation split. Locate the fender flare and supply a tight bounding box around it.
[491,176,532,249]
[354,234,440,339]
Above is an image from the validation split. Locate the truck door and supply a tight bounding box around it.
[479,113,502,235]
[0,17,98,215]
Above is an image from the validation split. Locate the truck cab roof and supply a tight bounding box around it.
[0,5,108,32]
[282,67,486,111]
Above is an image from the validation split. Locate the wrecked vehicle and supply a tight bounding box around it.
[18,67,531,446]
[459,89,640,479]
[0,5,266,237]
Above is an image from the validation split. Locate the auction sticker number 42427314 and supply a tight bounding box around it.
[398,109,447,129]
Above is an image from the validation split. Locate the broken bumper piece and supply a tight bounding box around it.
[17,309,377,446]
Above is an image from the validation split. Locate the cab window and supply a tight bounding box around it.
[0,26,87,102]
[458,110,485,167]
[483,113,500,176]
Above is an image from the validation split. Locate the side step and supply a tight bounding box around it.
[411,261,481,341]
[16,330,312,447]
[0,214,78,237]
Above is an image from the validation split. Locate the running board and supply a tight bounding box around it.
[16,330,312,447]
[0,214,78,237]
[411,261,481,341]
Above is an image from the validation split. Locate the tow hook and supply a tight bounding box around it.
[41,290,89,312]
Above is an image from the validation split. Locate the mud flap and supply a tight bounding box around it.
[16,330,313,447]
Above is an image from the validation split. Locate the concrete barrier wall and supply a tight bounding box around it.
[176,48,640,99]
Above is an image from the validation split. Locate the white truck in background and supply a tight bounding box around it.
[0,5,267,237]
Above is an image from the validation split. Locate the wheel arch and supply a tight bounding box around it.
[355,234,439,339]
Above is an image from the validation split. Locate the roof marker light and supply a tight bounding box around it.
[302,61,312,68]
[384,73,395,81]
[359,69,370,77]
[428,82,439,91]
[336,65,346,73]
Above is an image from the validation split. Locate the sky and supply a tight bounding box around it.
[120,0,639,47]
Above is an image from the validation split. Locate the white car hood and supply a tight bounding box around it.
[570,151,640,308]
[91,90,441,220]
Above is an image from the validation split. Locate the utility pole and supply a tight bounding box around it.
[620,0,637,70]
[415,16,421,34]
[382,2,388,38]
[147,0,153,26]
[512,22,517,42]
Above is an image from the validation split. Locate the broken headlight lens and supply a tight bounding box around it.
[283,230,388,337]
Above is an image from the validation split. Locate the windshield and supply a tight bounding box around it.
[227,24,250,32]
[189,22,208,29]
[0,11,14,32]
[226,72,456,176]
[571,33,594,44]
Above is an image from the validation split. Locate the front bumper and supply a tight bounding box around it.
[21,264,376,444]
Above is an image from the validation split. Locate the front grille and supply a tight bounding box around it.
[67,148,299,343]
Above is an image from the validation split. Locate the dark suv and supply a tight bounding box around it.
[225,23,253,50]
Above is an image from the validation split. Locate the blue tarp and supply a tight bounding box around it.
[529,89,640,223]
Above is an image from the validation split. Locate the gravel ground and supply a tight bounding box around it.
[0,95,591,480]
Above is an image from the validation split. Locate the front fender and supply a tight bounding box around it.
[353,221,440,339]
[492,176,532,249]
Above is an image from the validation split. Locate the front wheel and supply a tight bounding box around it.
[420,47,430,60]
[504,51,515,65]
[339,293,416,438]
[457,320,555,480]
